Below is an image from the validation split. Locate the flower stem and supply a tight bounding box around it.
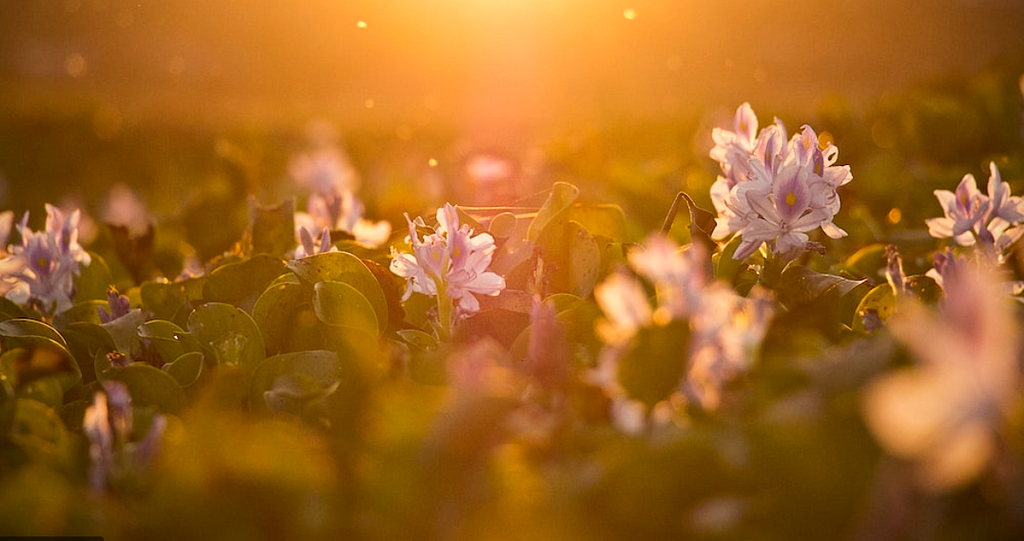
[436,289,453,342]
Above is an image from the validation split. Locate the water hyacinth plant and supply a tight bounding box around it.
[3,74,1024,541]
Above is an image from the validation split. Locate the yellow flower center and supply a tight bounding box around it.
[37,256,47,268]
[785,192,797,206]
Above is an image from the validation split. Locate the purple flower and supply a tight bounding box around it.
[709,104,851,260]
[0,204,91,316]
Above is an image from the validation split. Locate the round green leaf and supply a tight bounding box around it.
[249,350,340,414]
[252,280,321,355]
[187,302,266,371]
[138,320,203,365]
[202,254,287,312]
[164,351,205,388]
[287,251,388,333]
[619,320,691,409]
[312,281,378,336]
[853,283,896,332]
[105,363,187,414]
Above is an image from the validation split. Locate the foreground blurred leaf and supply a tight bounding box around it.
[10,398,70,466]
[618,320,691,408]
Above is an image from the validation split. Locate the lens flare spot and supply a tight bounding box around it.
[623,8,637,20]
[356,20,368,29]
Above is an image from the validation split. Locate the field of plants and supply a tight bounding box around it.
[2,5,1024,539]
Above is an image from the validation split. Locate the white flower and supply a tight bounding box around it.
[863,262,1020,492]
[926,162,1024,259]
[389,203,505,316]
[295,192,392,249]
[590,235,773,419]
[288,146,359,199]
[0,204,91,316]
[709,104,851,260]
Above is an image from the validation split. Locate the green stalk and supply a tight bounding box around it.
[436,287,453,342]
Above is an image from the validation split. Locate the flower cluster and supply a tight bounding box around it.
[390,203,506,337]
[0,204,91,316]
[863,261,1020,492]
[83,381,166,492]
[710,103,852,260]
[290,145,391,251]
[926,161,1024,261]
[590,235,773,432]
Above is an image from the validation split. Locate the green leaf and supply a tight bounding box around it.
[101,309,147,358]
[618,320,691,409]
[287,251,388,333]
[105,363,187,414]
[569,204,628,242]
[852,284,896,332]
[15,376,63,410]
[249,350,340,414]
[776,265,868,308]
[202,254,287,312]
[0,296,28,320]
[396,329,438,351]
[0,319,79,392]
[715,236,746,284]
[248,196,297,257]
[141,277,205,323]
[10,398,70,465]
[138,319,204,365]
[536,220,601,298]
[527,182,580,241]
[187,303,266,372]
[312,281,379,336]
[163,351,205,388]
[252,280,321,355]
[52,300,106,328]
[73,252,114,302]
[62,322,116,384]
[842,243,888,281]
[0,318,68,348]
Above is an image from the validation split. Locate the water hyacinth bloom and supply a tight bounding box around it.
[0,204,91,316]
[390,203,505,338]
[83,381,166,492]
[926,162,1024,259]
[862,262,1021,492]
[295,191,391,249]
[288,146,360,199]
[589,236,773,427]
[709,103,851,260]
